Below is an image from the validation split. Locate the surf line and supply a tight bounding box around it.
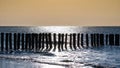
[0,54,70,67]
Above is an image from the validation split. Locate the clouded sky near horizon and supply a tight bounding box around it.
[0,0,120,26]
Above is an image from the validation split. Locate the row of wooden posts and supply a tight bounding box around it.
[0,33,120,52]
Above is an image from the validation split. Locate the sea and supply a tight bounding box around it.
[0,26,120,68]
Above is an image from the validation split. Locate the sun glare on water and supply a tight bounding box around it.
[41,26,73,33]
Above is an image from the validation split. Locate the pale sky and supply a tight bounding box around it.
[0,0,120,26]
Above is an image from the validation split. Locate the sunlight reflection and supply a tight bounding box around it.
[41,26,74,33]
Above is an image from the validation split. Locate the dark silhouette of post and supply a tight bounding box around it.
[81,34,84,48]
[91,34,94,47]
[86,34,89,48]
[93,34,96,47]
[14,33,17,51]
[100,34,104,46]
[41,33,45,51]
[53,33,57,51]
[77,33,80,49]
[21,33,24,50]
[1,33,4,51]
[9,33,12,51]
[31,33,34,51]
[5,33,9,52]
[73,33,77,50]
[35,34,38,52]
[29,34,32,50]
[61,34,64,51]
[38,33,42,51]
[69,34,73,50]
[115,34,119,46]
[58,33,61,51]
[106,34,108,45]
[109,34,114,45]
[96,34,99,46]
[65,33,68,50]
[44,33,48,51]
[17,33,20,50]
[25,34,29,51]
[48,33,52,51]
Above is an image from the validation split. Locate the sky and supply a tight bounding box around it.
[0,0,120,26]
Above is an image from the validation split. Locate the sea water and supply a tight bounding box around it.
[0,26,120,68]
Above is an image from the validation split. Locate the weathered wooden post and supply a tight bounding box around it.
[65,33,68,50]
[115,34,119,46]
[81,34,84,48]
[77,33,80,49]
[21,33,24,50]
[29,34,32,50]
[25,34,29,51]
[41,33,44,51]
[9,33,12,51]
[53,33,57,51]
[5,33,9,52]
[86,34,89,48]
[58,33,61,51]
[1,33,4,51]
[100,34,104,46]
[106,34,108,45]
[44,33,48,51]
[91,34,94,47]
[38,33,41,51]
[73,33,77,50]
[31,33,34,51]
[61,34,64,51]
[96,34,99,46]
[109,34,114,45]
[48,33,52,51]
[69,34,73,50]
[14,33,17,51]
[35,33,38,52]
[17,33,20,50]
[93,34,96,47]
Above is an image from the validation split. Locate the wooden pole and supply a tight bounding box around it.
[34,34,38,52]
[109,34,114,45]
[21,33,24,50]
[61,34,64,51]
[25,34,29,51]
[29,34,32,50]
[100,34,104,46]
[69,34,73,50]
[96,34,99,46]
[5,33,9,52]
[1,33,4,51]
[14,33,17,51]
[17,33,20,50]
[53,33,57,51]
[48,33,52,51]
[65,33,68,50]
[45,33,49,51]
[81,34,84,48]
[86,34,89,48]
[77,33,80,49]
[93,34,96,47]
[41,33,44,51]
[91,34,94,47]
[106,34,108,45]
[9,33,12,51]
[58,33,61,51]
[38,33,41,51]
[73,33,76,50]
[115,34,119,46]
